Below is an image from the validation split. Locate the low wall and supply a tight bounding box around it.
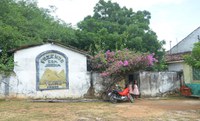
[91,71,180,97]
[0,72,18,98]
[0,72,91,99]
[0,71,180,99]
[139,71,180,97]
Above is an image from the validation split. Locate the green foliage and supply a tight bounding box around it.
[184,42,200,68]
[0,0,76,48]
[0,50,14,73]
[0,0,77,72]
[77,0,165,55]
[0,0,167,73]
[76,0,166,70]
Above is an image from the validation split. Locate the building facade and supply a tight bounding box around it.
[5,42,91,98]
[166,26,200,96]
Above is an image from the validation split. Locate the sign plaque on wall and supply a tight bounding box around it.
[36,50,69,90]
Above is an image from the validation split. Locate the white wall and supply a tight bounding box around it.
[89,71,180,98]
[168,62,184,72]
[12,43,90,99]
[1,71,180,98]
[0,73,18,98]
[139,71,179,97]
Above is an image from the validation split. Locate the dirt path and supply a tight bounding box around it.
[113,98,200,120]
[0,97,200,121]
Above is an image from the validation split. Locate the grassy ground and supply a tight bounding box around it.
[0,97,200,121]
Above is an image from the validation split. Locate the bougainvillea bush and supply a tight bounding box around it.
[91,49,157,77]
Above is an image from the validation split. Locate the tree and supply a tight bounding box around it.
[184,42,200,68]
[77,0,165,57]
[0,0,76,72]
[90,49,157,98]
[0,0,77,49]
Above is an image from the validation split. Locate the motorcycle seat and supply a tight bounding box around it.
[118,88,129,96]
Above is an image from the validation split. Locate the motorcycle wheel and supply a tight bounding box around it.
[110,94,117,103]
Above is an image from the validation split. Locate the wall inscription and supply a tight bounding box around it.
[36,50,69,90]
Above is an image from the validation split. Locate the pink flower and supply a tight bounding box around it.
[118,61,124,66]
[106,50,111,56]
[100,72,109,77]
[123,60,129,66]
[147,53,157,66]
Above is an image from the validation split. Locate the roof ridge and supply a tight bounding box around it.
[9,40,91,57]
[170,26,200,51]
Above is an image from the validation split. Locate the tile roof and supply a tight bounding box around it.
[165,51,191,62]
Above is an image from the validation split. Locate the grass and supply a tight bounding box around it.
[0,100,115,121]
[0,98,200,121]
[0,99,5,102]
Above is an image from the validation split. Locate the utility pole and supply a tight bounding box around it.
[170,41,172,55]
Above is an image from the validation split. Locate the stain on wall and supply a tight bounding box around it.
[140,71,179,97]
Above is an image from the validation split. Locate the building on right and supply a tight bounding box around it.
[166,26,200,97]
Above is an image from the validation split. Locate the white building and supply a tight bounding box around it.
[166,26,200,72]
[166,26,200,97]
[4,42,92,99]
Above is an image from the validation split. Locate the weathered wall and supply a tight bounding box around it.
[0,73,18,98]
[139,71,179,97]
[12,43,90,99]
[91,72,104,97]
[0,71,180,98]
[91,71,180,97]
[91,72,114,97]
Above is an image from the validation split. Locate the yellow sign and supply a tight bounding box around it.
[36,50,68,90]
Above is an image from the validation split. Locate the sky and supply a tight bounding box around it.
[37,0,200,50]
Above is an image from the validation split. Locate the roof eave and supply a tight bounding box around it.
[166,60,184,64]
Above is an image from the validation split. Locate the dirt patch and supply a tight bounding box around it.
[125,98,200,120]
[0,97,200,121]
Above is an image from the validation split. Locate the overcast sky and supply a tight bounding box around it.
[37,0,200,50]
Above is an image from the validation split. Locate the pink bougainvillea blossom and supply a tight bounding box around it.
[146,53,158,66]
[91,49,157,77]
[123,60,129,66]
[100,72,109,77]
[105,50,115,63]
[118,61,124,66]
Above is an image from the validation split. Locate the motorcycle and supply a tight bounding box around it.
[108,84,134,103]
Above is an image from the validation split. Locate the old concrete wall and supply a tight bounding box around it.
[0,73,18,98]
[91,71,181,98]
[91,72,104,96]
[0,72,101,99]
[139,71,180,97]
[0,71,180,98]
